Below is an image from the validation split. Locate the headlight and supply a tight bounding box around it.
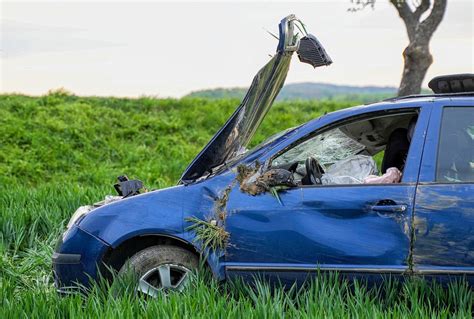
[64,195,121,232]
[66,205,94,229]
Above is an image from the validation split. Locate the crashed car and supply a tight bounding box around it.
[53,15,474,295]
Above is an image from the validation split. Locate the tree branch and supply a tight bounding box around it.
[413,0,431,20]
[348,0,375,12]
[390,0,416,40]
[390,0,413,22]
[419,0,447,40]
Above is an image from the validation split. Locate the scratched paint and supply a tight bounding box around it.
[413,184,474,267]
[226,184,414,266]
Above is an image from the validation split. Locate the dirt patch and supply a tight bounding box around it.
[214,182,235,221]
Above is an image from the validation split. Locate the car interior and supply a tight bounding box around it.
[271,111,419,186]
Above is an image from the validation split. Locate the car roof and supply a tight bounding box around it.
[334,92,473,115]
[298,92,473,133]
[382,92,474,103]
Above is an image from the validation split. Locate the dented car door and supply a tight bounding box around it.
[224,106,431,281]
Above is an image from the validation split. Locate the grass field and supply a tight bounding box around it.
[1,90,472,318]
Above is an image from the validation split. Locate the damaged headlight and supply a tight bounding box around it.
[65,195,122,231]
[62,205,95,241]
[63,176,144,236]
[66,205,94,230]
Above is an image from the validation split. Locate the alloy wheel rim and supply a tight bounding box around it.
[137,263,190,297]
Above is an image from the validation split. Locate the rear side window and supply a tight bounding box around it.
[436,107,474,182]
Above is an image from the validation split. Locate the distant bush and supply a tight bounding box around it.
[185,83,400,103]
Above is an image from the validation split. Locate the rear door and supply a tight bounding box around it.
[413,104,474,282]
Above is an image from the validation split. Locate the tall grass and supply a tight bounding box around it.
[1,265,472,318]
[0,91,472,318]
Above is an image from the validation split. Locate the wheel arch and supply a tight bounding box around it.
[99,233,209,280]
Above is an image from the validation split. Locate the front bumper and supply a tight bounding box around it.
[53,225,111,294]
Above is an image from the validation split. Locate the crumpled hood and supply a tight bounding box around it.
[179,15,332,184]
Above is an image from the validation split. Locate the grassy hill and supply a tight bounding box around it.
[0,91,353,187]
[0,91,472,317]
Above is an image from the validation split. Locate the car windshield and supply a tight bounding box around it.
[272,127,365,167]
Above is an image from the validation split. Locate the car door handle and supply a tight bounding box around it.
[370,204,407,213]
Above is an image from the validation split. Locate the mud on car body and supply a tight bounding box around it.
[53,15,474,295]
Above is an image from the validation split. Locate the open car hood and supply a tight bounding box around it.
[179,15,332,184]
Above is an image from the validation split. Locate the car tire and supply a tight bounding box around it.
[118,244,198,297]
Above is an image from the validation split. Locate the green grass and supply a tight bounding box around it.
[0,90,351,187]
[0,90,472,318]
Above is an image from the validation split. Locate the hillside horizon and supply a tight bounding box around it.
[185,82,407,101]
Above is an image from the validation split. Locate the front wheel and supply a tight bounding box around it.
[118,245,199,297]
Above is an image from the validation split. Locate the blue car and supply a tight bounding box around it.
[53,16,474,296]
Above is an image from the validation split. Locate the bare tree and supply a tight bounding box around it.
[351,0,448,96]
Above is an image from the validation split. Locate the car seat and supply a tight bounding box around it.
[381,117,417,174]
[381,128,410,174]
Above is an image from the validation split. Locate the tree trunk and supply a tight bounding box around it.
[398,43,433,96]
[389,0,447,97]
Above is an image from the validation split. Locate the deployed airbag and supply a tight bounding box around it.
[321,155,377,185]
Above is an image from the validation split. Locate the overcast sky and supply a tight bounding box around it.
[1,0,473,97]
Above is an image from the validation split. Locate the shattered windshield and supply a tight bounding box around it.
[272,128,365,167]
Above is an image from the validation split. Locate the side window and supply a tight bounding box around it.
[271,111,419,186]
[436,107,474,182]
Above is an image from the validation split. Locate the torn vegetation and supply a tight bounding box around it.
[185,216,230,251]
[238,163,295,199]
[185,184,234,251]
